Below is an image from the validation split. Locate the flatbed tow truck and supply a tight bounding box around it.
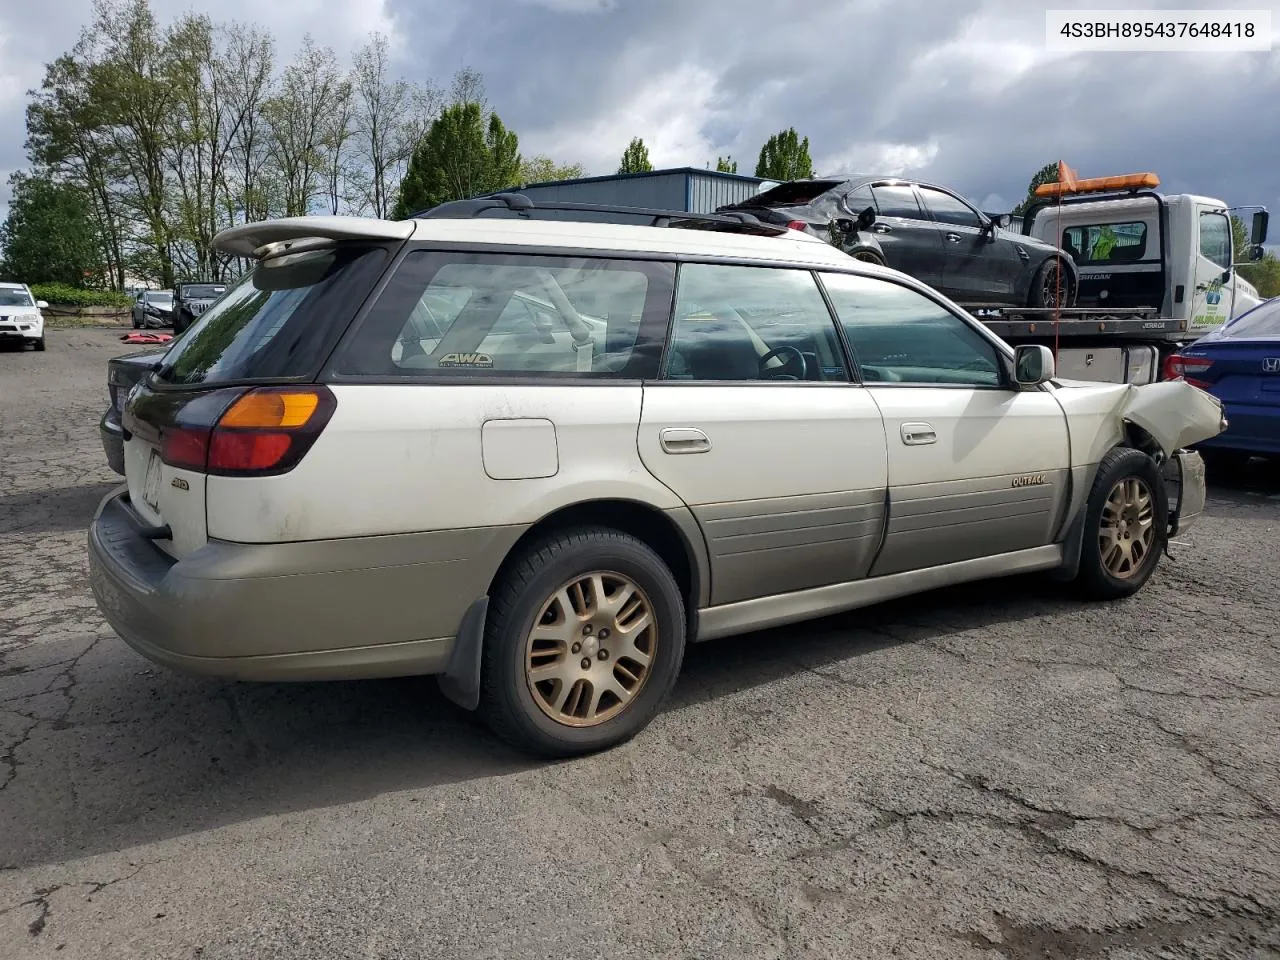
[970,170,1269,384]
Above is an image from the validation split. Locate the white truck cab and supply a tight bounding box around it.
[1006,173,1270,383]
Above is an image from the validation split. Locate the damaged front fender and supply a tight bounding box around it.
[1116,379,1227,456]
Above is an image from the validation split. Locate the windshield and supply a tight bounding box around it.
[147,292,172,303]
[0,288,34,307]
[1223,298,1280,339]
[184,284,226,299]
[155,245,388,385]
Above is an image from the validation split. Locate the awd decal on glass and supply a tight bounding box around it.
[438,352,494,368]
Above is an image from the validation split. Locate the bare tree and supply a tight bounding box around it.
[263,36,344,217]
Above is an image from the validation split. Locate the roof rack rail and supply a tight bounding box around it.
[407,193,790,236]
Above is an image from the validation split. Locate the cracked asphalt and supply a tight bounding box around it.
[2,328,1280,959]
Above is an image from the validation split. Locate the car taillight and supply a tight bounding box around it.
[159,386,336,476]
[786,220,808,232]
[1163,353,1213,389]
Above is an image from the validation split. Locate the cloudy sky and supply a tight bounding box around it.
[1,0,1278,220]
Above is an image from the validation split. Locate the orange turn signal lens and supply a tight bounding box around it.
[220,389,322,429]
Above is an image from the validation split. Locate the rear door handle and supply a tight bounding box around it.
[945,232,962,243]
[660,427,712,454]
[901,422,937,445]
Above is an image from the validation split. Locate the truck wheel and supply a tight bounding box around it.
[1074,447,1168,600]
[1030,257,1074,309]
[479,526,686,758]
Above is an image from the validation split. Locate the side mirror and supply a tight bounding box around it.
[1014,344,1055,387]
[833,217,857,235]
[996,214,1013,229]
[1251,210,1269,246]
[856,205,876,231]
[36,300,49,309]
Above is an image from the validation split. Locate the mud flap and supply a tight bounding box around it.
[436,596,489,711]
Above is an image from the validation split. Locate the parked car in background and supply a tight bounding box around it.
[100,348,166,474]
[131,289,173,329]
[0,282,48,351]
[172,281,228,335]
[719,176,1078,309]
[89,208,1222,759]
[1166,296,1280,466]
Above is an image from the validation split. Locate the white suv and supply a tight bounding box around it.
[0,282,48,351]
[88,203,1223,757]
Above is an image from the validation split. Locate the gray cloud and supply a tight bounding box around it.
[2,0,1279,227]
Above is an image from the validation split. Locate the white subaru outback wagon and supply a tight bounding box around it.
[88,200,1223,757]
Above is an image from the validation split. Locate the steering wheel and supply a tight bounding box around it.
[758,345,808,381]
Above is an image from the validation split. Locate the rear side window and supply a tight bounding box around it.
[871,185,921,219]
[156,245,388,385]
[1062,222,1149,263]
[918,186,982,228]
[333,251,675,379]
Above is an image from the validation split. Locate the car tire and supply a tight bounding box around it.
[478,526,687,758]
[1030,257,1075,309]
[33,336,45,352]
[850,249,887,267]
[1073,447,1168,600]
[132,314,141,329]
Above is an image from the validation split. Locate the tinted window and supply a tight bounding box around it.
[844,184,875,215]
[334,251,673,379]
[1062,222,1149,263]
[0,288,33,307]
[919,187,982,228]
[148,292,172,304]
[665,264,847,382]
[156,246,387,385]
[1224,298,1280,339]
[1200,212,1232,270]
[820,272,1003,386]
[871,185,921,219]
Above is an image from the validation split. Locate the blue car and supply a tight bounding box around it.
[1166,296,1280,464]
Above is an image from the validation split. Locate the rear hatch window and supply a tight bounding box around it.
[156,245,388,385]
[730,179,845,209]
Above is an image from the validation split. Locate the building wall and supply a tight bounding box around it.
[506,169,766,215]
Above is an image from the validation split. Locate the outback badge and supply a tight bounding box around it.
[1011,474,1048,488]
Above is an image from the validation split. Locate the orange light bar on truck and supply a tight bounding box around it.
[1034,173,1161,198]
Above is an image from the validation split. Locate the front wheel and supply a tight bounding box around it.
[1074,448,1168,600]
[479,527,687,757]
[1030,257,1075,309]
[33,337,46,352]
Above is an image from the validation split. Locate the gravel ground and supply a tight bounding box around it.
[2,328,1279,960]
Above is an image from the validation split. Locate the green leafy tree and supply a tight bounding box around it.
[519,155,584,184]
[618,137,653,174]
[715,156,737,174]
[754,128,813,181]
[392,101,522,217]
[1013,162,1061,216]
[1231,215,1280,298]
[0,171,104,286]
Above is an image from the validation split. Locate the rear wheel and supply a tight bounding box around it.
[1074,448,1168,600]
[479,527,686,757]
[850,249,886,267]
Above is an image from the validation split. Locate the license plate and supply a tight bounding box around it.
[142,450,163,510]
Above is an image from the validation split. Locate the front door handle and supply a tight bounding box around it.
[873,223,892,234]
[901,422,937,446]
[945,232,962,243]
[660,427,712,454]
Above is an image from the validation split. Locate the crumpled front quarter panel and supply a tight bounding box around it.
[1050,379,1225,465]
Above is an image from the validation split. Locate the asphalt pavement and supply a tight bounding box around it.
[1,329,1279,959]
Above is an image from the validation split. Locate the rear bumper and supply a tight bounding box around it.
[87,489,522,681]
[1163,449,1207,536]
